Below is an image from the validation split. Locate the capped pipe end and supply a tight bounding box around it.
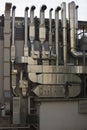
[31,5,36,11]
[50,8,53,12]
[12,6,16,10]
[76,5,79,9]
[55,6,61,12]
[40,5,47,11]
[25,7,29,11]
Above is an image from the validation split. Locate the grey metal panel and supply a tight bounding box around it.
[4,34,10,47]
[4,20,10,33]
[29,73,81,84]
[28,65,87,74]
[0,77,4,104]
[40,101,87,130]
[4,48,10,62]
[13,97,20,124]
[20,98,28,125]
[4,77,10,91]
[15,40,24,62]
[33,84,81,97]
[0,40,4,75]
[79,100,87,113]
[0,40,4,103]
[4,63,10,76]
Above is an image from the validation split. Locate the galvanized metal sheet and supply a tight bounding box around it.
[28,65,87,74]
[79,100,87,114]
[33,84,81,97]
[29,73,81,84]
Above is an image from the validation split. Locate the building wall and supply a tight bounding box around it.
[0,40,4,104]
[40,101,87,130]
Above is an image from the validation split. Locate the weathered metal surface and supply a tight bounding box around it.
[33,84,81,97]
[28,65,87,73]
[79,100,87,113]
[29,73,81,84]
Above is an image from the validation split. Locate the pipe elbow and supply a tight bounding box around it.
[12,6,16,10]
[71,48,83,57]
[40,5,47,12]
[31,5,36,11]
[25,7,29,11]
[50,8,53,12]
[55,6,61,12]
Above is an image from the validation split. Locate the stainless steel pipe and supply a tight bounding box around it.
[69,1,87,57]
[11,6,16,63]
[61,2,67,65]
[24,7,29,47]
[30,6,36,23]
[40,5,47,25]
[55,7,61,66]
[12,6,16,46]
[49,8,53,50]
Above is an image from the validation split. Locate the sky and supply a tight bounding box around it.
[0,0,87,21]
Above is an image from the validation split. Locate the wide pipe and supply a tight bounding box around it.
[69,1,87,57]
[30,5,36,23]
[55,6,61,66]
[61,2,67,65]
[49,8,53,49]
[12,6,16,46]
[24,7,29,46]
[40,5,47,24]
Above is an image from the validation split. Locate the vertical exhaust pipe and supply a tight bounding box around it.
[55,6,61,66]
[11,6,16,65]
[40,5,47,25]
[24,7,29,56]
[61,2,67,65]
[39,5,47,53]
[30,6,36,23]
[29,6,36,53]
[69,1,87,57]
[49,8,53,51]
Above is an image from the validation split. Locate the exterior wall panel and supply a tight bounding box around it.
[40,101,87,130]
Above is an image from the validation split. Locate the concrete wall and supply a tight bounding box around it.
[0,40,4,104]
[40,101,87,130]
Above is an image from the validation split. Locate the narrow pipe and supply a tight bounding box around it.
[30,6,36,23]
[30,6,36,42]
[55,7,61,66]
[11,6,16,64]
[69,1,87,57]
[61,2,67,65]
[24,7,29,47]
[49,8,53,50]
[12,6,16,46]
[40,5,47,25]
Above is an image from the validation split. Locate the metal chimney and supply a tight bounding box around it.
[55,6,61,66]
[39,5,47,45]
[49,8,53,51]
[30,5,36,42]
[24,7,29,47]
[24,7,29,56]
[61,2,67,65]
[11,6,16,64]
[69,1,87,57]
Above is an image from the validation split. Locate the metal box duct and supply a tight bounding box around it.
[13,97,20,124]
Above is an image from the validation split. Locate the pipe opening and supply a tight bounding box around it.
[12,6,16,10]
[25,7,29,11]
[55,6,61,12]
[50,8,53,12]
[40,5,47,11]
[31,6,36,11]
